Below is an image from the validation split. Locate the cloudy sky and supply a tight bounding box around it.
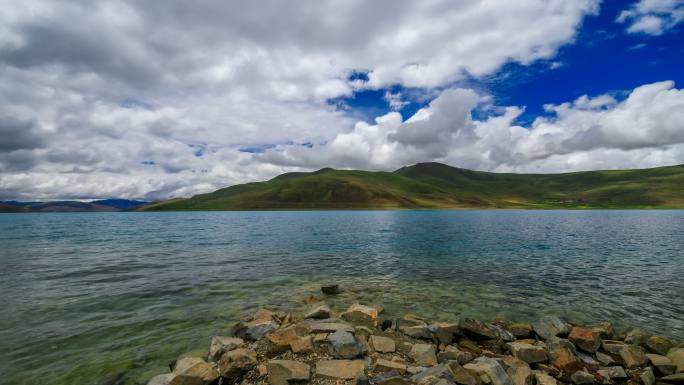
[1,0,683,200]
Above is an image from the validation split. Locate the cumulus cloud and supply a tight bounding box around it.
[259,81,684,173]
[617,0,684,35]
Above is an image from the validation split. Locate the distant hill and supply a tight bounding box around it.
[140,162,684,210]
[0,199,148,213]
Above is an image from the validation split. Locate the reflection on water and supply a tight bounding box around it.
[0,210,683,385]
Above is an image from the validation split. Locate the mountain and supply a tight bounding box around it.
[0,199,148,213]
[140,162,684,210]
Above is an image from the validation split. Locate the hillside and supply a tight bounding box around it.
[0,199,148,213]
[139,163,684,210]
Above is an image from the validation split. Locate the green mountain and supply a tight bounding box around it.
[140,162,684,210]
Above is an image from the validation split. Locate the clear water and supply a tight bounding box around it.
[1,211,683,385]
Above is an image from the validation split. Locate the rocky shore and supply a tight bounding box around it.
[146,284,684,385]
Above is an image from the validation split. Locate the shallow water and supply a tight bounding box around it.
[0,210,683,385]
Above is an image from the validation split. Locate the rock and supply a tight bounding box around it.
[570,370,595,385]
[601,340,628,354]
[569,327,601,353]
[321,284,340,295]
[267,360,310,385]
[341,304,379,327]
[464,357,513,385]
[373,370,410,385]
[291,336,313,353]
[509,342,548,364]
[460,318,499,340]
[535,373,558,385]
[315,360,365,379]
[508,324,533,339]
[589,323,614,340]
[410,344,438,367]
[356,374,370,385]
[218,348,257,379]
[303,319,355,334]
[502,356,534,385]
[305,304,331,319]
[376,358,408,374]
[451,365,479,385]
[576,352,600,372]
[208,336,244,362]
[625,328,652,346]
[370,335,396,353]
[402,324,433,340]
[647,336,674,356]
[147,374,174,385]
[169,360,219,385]
[437,345,474,365]
[431,322,461,346]
[328,330,366,359]
[547,338,582,374]
[532,316,570,341]
[597,366,627,380]
[456,338,483,355]
[619,345,648,368]
[267,325,308,352]
[646,354,676,375]
[239,309,281,341]
[410,364,454,384]
[172,357,205,374]
[640,367,656,385]
[595,352,614,366]
[667,348,684,373]
[661,373,684,384]
[535,364,561,377]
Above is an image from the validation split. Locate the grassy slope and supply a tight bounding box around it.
[141,162,684,210]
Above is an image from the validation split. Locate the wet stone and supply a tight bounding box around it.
[169,360,219,385]
[647,354,676,375]
[147,374,174,385]
[569,327,601,353]
[647,336,675,356]
[508,324,533,339]
[304,304,331,319]
[509,342,548,364]
[532,316,570,341]
[460,318,499,340]
[321,284,340,295]
[619,345,649,369]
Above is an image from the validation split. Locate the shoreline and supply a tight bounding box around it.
[145,285,684,385]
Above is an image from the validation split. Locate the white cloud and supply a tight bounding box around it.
[617,0,684,35]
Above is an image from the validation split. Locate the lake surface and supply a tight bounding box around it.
[1,210,683,385]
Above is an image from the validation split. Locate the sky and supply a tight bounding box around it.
[1,0,683,200]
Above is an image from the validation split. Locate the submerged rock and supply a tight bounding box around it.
[321,284,340,295]
[267,360,310,385]
[304,303,331,319]
[532,316,570,341]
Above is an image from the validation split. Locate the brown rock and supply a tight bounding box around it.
[460,318,499,340]
[589,323,614,339]
[570,370,595,385]
[305,304,332,319]
[451,365,479,385]
[666,348,684,373]
[431,322,461,345]
[547,338,582,374]
[646,336,674,356]
[341,304,379,327]
[569,327,601,353]
[502,356,534,385]
[370,335,396,353]
[268,360,310,385]
[218,348,257,379]
[316,360,365,379]
[601,340,628,354]
[647,353,676,375]
[463,357,513,385]
[508,324,533,339]
[619,345,648,368]
[375,358,408,374]
[291,336,313,353]
[410,343,438,367]
[509,342,548,364]
[437,345,474,365]
[535,373,558,385]
[169,360,219,385]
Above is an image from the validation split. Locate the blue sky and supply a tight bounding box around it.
[1,0,684,200]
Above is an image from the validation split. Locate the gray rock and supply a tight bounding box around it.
[535,372,558,385]
[268,360,311,385]
[619,345,648,368]
[246,322,278,341]
[597,366,627,380]
[410,343,438,367]
[509,342,548,364]
[451,365,479,385]
[356,374,370,385]
[373,370,410,385]
[208,336,243,362]
[464,357,513,385]
[625,328,652,346]
[305,304,331,319]
[601,340,628,354]
[595,352,614,366]
[328,330,365,359]
[532,316,570,341]
[410,364,455,384]
[570,370,595,385]
[646,336,674,356]
[431,322,461,346]
[370,335,396,353]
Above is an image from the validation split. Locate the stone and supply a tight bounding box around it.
[625,328,652,346]
[373,371,410,385]
[147,374,174,385]
[535,364,561,377]
[535,373,558,385]
[646,354,676,375]
[290,336,313,353]
[303,319,355,334]
[401,325,433,340]
[569,327,601,353]
[315,360,365,379]
[376,358,408,374]
[172,357,205,374]
[502,356,534,385]
[451,366,479,385]
[437,345,474,365]
[647,336,675,356]
[370,335,396,353]
[267,325,310,353]
[356,374,370,385]
[305,304,331,319]
[410,344,438,367]
[547,338,582,374]
[169,360,219,385]
[595,352,614,366]
[532,316,570,341]
[268,360,310,385]
[238,309,281,341]
[597,366,627,380]
[464,357,513,385]
[341,304,379,327]
[328,330,366,359]
[589,323,614,340]
[456,338,483,355]
[509,342,548,364]
[667,348,684,373]
[208,336,243,362]
[601,340,628,354]
[321,284,340,295]
[570,370,595,385]
[431,322,462,346]
[355,326,374,340]
[410,364,454,384]
[661,373,684,384]
[460,318,499,340]
[640,367,656,385]
[218,348,257,379]
[576,352,600,373]
[508,324,533,339]
[619,345,649,368]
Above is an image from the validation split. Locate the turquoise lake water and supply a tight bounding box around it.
[0,210,683,385]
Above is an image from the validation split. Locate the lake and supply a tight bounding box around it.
[0,210,683,385]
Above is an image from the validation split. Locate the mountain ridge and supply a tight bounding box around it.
[140,162,684,210]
